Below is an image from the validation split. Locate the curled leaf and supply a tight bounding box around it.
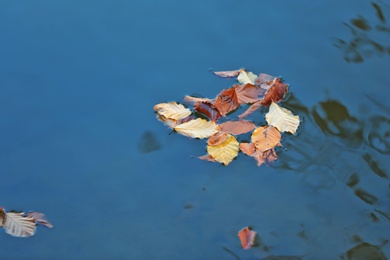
[183,95,214,105]
[214,88,240,116]
[266,102,300,134]
[261,78,288,106]
[207,131,229,146]
[251,125,281,152]
[4,212,36,237]
[154,102,191,121]
[238,227,256,250]
[194,101,221,122]
[207,134,239,165]
[26,212,54,228]
[213,69,241,78]
[174,118,219,139]
[198,154,217,163]
[237,70,258,85]
[220,120,256,135]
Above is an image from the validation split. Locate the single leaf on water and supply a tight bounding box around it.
[251,125,281,152]
[234,84,265,104]
[237,70,258,85]
[261,78,288,106]
[238,227,257,250]
[213,69,241,78]
[207,134,239,165]
[194,101,221,122]
[266,102,300,134]
[4,212,36,237]
[26,212,54,228]
[154,102,191,121]
[220,120,256,135]
[174,118,219,139]
[214,88,240,116]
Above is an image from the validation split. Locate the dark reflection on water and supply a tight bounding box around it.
[137,131,162,154]
[333,1,390,63]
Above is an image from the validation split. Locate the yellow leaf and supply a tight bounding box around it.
[266,102,300,134]
[174,118,219,139]
[154,102,191,121]
[251,126,281,152]
[207,134,239,165]
[237,70,258,85]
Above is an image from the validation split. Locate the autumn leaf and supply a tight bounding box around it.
[238,227,257,250]
[3,212,36,238]
[251,148,278,166]
[174,118,219,139]
[266,102,300,134]
[26,212,54,228]
[213,69,241,78]
[0,208,4,228]
[207,131,229,146]
[194,101,221,122]
[237,70,258,85]
[255,73,276,90]
[214,88,240,116]
[183,95,214,105]
[207,134,239,165]
[220,120,256,135]
[198,154,217,163]
[234,84,265,104]
[261,78,288,106]
[154,102,191,120]
[251,125,281,152]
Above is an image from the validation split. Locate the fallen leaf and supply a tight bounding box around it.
[207,131,229,146]
[26,212,54,228]
[214,88,240,116]
[234,84,265,104]
[239,142,256,155]
[220,120,256,135]
[255,73,275,90]
[251,125,281,152]
[183,95,214,105]
[207,134,239,165]
[237,70,258,85]
[213,69,241,78]
[238,227,256,250]
[194,101,221,122]
[251,148,278,166]
[198,154,217,162]
[0,208,4,228]
[154,102,192,121]
[266,102,300,134]
[3,212,36,238]
[174,118,219,139]
[261,78,288,106]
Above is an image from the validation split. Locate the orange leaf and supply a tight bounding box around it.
[207,131,229,146]
[238,227,256,250]
[220,120,256,135]
[234,83,265,104]
[261,78,288,106]
[239,142,256,155]
[214,88,240,116]
[198,154,217,162]
[251,126,281,152]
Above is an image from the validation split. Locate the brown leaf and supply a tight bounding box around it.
[251,126,281,152]
[239,142,256,155]
[214,88,240,116]
[234,84,265,104]
[194,101,221,122]
[261,78,289,106]
[183,95,214,105]
[238,227,256,250]
[0,207,4,228]
[198,154,217,162]
[220,120,256,135]
[213,69,241,78]
[207,131,229,146]
[26,212,53,228]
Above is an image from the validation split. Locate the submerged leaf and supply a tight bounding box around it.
[4,212,36,237]
[237,70,258,85]
[266,102,300,134]
[154,102,192,121]
[238,227,257,250]
[220,120,256,135]
[251,126,281,152]
[251,148,278,166]
[214,88,240,116]
[174,118,219,139]
[207,134,239,165]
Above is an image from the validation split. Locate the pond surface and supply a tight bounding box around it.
[1,1,389,259]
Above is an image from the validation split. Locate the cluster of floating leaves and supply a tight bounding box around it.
[0,207,53,238]
[154,69,300,166]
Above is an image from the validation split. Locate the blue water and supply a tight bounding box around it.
[1,1,389,259]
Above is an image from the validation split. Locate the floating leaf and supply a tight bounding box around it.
[237,70,258,85]
[238,227,257,250]
[194,101,221,122]
[3,212,36,237]
[214,88,240,116]
[220,120,256,135]
[174,118,219,139]
[207,134,239,165]
[239,142,256,155]
[198,154,217,162]
[234,84,265,104]
[261,78,288,106]
[213,69,241,78]
[154,102,191,121]
[207,131,229,146]
[266,102,300,134]
[251,148,278,166]
[238,101,263,119]
[183,95,214,105]
[26,212,54,228]
[251,125,281,152]
[0,208,4,228]
[255,73,275,90]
